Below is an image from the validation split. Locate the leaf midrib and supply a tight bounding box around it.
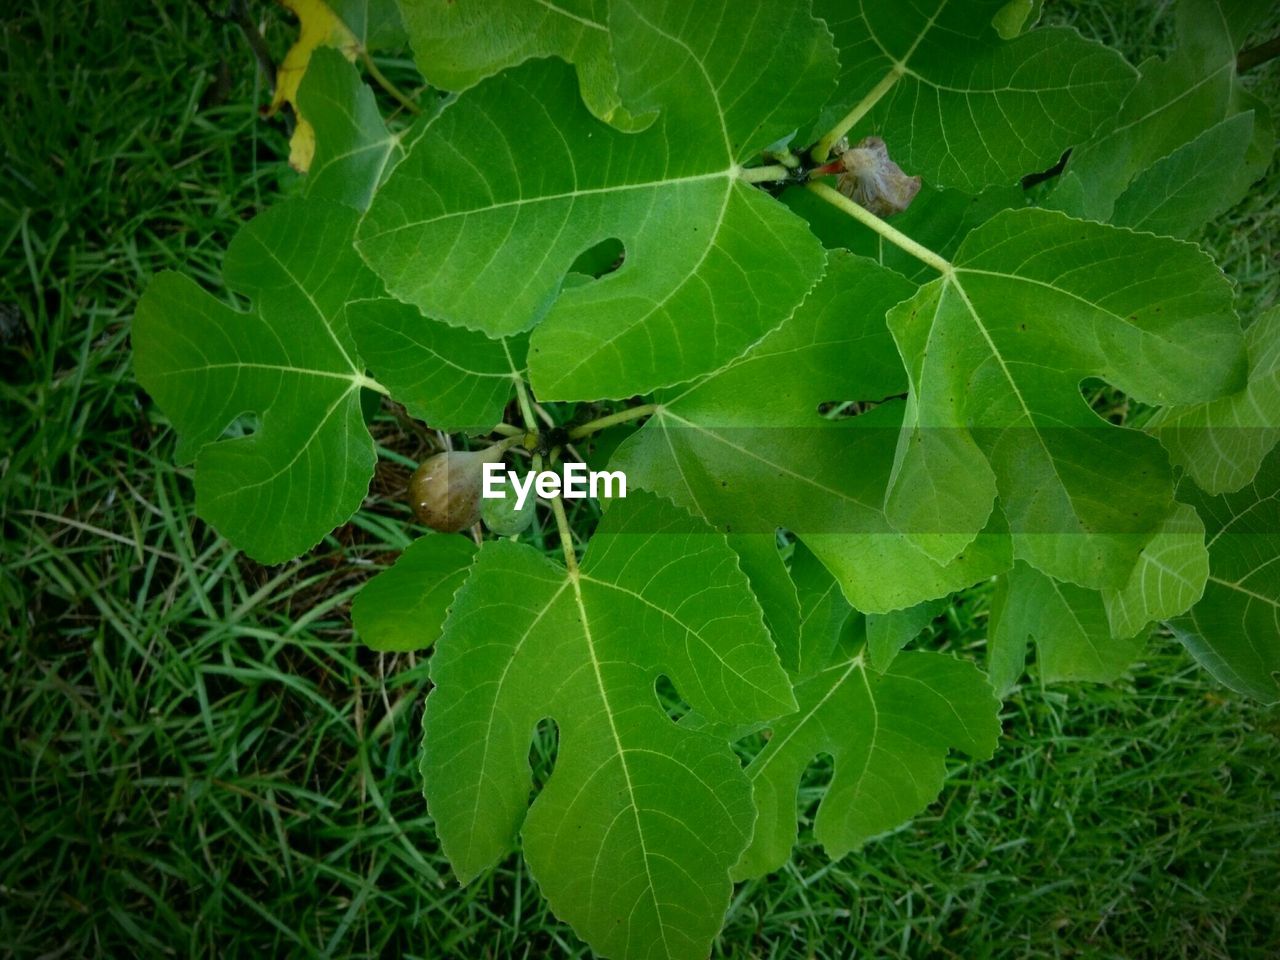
[358,170,730,238]
[569,572,672,958]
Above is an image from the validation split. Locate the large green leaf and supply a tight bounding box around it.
[421,492,795,958]
[613,252,1013,614]
[735,648,1000,879]
[886,208,1244,590]
[1149,306,1280,495]
[133,199,381,563]
[396,0,639,130]
[358,0,834,399]
[1170,449,1280,703]
[811,0,1135,189]
[352,534,477,651]
[1049,0,1273,228]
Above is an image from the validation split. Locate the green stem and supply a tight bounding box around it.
[546,462,579,575]
[806,181,952,275]
[738,164,791,184]
[567,403,660,440]
[811,67,903,161]
[765,149,802,170]
[487,434,525,454]
[512,376,539,433]
[361,50,423,116]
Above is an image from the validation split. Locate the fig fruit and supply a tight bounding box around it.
[481,487,536,536]
[409,447,504,533]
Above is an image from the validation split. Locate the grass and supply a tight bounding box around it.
[1,0,1278,957]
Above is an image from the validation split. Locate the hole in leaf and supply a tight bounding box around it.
[734,726,772,768]
[528,716,560,795]
[569,237,625,279]
[816,393,907,419]
[1079,377,1143,426]
[222,410,260,439]
[654,674,691,724]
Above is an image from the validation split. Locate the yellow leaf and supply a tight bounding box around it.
[268,0,359,172]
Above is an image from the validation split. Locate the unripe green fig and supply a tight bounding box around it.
[409,447,503,533]
[481,487,535,536]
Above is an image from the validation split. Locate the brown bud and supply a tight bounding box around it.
[408,447,504,533]
[835,136,921,217]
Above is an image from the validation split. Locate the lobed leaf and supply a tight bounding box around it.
[735,649,1000,878]
[133,199,381,563]
[886,208,1245,589]
[421,492,795,959]
[358,0,834,399]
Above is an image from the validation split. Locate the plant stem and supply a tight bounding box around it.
[812,67,903,161]
[512,376,539,432]
[738,164,791,184]
[567,403,660,440]
[492,422,523,437]
[765,149,802,169]
[487,434,525,454]
[806,181,952,275]
[547,468,579,575]
[361,50,423,116]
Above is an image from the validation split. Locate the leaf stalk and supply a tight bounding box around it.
[805,181,952,275]
[361,50,423,116]
[547,471,580,575]
[568,403,660,440]
[812,66,903,161]
[738,164,792,184]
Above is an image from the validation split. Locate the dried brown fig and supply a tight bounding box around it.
[409,447,505,533]
[835,136,921,217]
